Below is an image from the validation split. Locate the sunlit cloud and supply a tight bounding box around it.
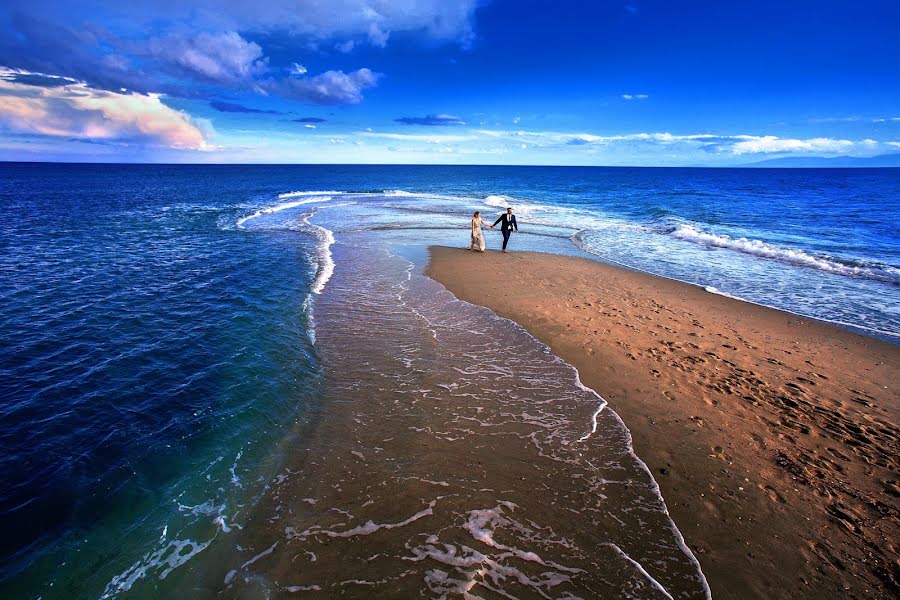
[0,68,211,149]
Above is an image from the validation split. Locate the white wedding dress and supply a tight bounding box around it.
[471,216,486,251]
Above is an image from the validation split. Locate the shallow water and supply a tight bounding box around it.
[219,234,709,598]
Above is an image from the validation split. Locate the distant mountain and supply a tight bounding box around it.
[740,153,900,168]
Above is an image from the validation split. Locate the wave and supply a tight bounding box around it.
[669,224,900,284]
[302,212,336,296]
[236,196,333,227]
[484,194,516,208]
[278,190,345,199]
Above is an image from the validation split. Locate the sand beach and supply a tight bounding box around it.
[427,246,899,599]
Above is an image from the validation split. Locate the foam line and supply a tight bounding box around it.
[289,501,436,540]
[573,234,899,339]
[670,223,899,284]
[602,543,675,600]
[300,212,335,296]
[236,196,332,227]
[278,190,345,198]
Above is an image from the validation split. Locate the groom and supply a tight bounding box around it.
[490,207,518,253]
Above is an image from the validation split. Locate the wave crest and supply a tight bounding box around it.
[237,196,333,227]
[670,224,899,284]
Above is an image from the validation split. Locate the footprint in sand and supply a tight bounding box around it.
[762,484,786,503]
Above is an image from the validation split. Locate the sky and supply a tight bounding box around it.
[1,0,898,165]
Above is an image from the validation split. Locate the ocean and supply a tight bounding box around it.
[1,163,897,598]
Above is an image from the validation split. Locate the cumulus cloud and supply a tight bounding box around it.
[0,1,478,85]
[144,31,267,83]
[0,1,477,106]
[210,100,280,113]
[395,114,466,126]
[0,68,210,149]
[271,68,381,104]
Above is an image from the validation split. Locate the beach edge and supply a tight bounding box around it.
[425,245,900,599]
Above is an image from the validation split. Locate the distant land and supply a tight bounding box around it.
[740,153,900,168]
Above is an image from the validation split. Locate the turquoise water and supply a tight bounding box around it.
[1,163,897,597]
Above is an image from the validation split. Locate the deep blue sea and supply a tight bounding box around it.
[1,163,897,597]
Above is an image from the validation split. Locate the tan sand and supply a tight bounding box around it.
[427,246,899,599]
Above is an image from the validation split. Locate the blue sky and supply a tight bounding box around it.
[1,0,898,165]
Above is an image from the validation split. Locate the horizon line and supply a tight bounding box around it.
[3,160,900,169]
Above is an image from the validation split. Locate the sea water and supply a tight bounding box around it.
[1,163,897,597]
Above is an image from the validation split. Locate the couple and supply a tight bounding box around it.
[471,207,518,253]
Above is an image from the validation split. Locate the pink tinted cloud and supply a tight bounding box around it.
[0,69,211,149]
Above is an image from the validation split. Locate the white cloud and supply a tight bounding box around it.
[729,135,856,155]
[512,116,520,124]
[145,31,267,83]
[304,124,316,129]
[272,68,381,104]
[622,94,649,100]
[290,63,308,76]
[335,40,356,53]
[356,127,893,160]
[0,68,210,149]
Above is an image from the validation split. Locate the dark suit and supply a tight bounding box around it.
[493,213,518,250]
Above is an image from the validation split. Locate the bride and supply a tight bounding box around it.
[470,211,486,252]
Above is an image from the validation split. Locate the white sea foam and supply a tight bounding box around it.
[278,190,345,199]
[671,223,899,284]
[289,501,436,540]
[236,196,333,227]
[284,584,322,592]
[301,212,335,296]
[602,543,675,600]
[383,189,469,201]
[102,537,214,597]
[484,194,516,208]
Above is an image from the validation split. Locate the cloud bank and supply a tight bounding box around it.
[0,68,210,149]
[0,1,478,101]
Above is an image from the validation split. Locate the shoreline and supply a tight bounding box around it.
[426,246,899,599]
[570,246,900,342]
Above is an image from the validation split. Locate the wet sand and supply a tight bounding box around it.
[427,246,899,599]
